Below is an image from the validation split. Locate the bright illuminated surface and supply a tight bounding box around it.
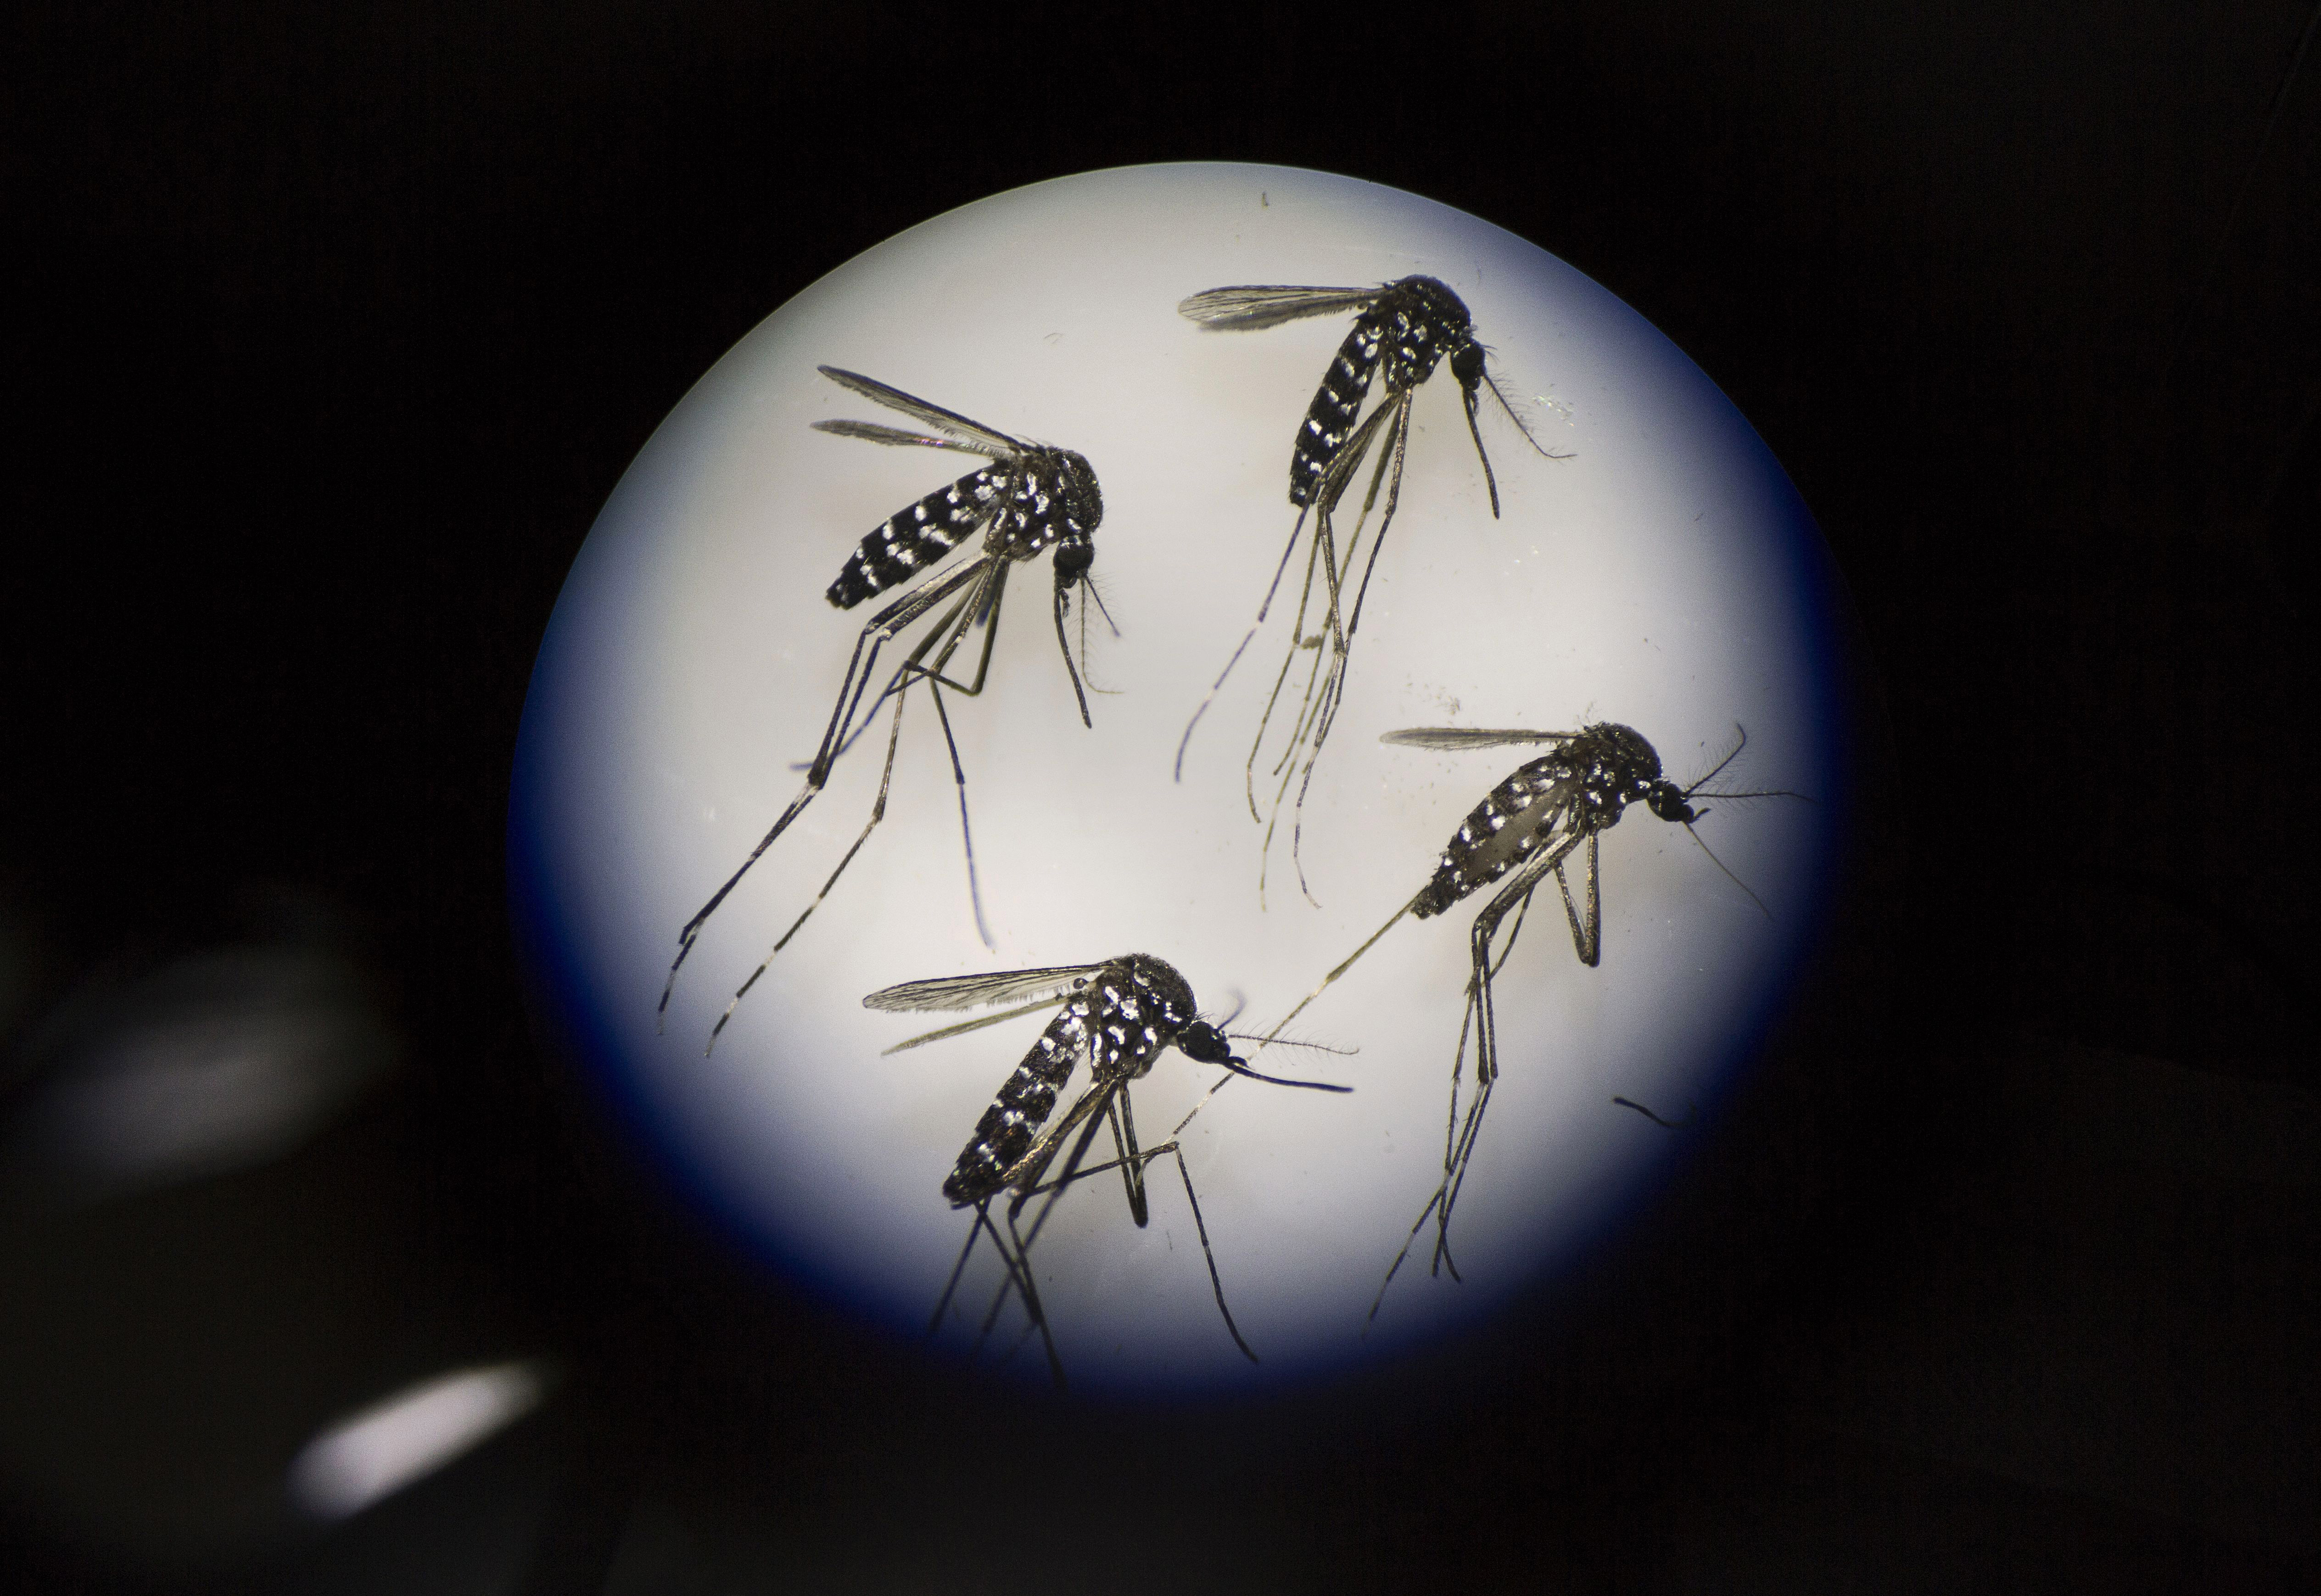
[510,163,1845,1393]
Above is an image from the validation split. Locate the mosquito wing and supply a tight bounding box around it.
[1381,727,1584,751]
[810,419,1007,456]
[815,366,1024,456]
[1177,285,1383,330]
[863,963,1109,1014]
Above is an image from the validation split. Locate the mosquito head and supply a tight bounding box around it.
[1052,539,1094,590]
[1174,1020,1241,1070]
[1450,338,1489,398]
[1056,448,1104,535]
[1644,779,1702,826]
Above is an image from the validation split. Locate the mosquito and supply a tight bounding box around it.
[658,366,1107,1053]
[1261,722,1800,1315]
[866,952,1350,1386]
[1172,276,1562,904]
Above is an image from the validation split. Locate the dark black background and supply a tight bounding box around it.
[3,3,2315,1590]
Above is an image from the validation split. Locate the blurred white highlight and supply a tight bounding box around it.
[18,946,396,1202]
[288,1360,550,1520]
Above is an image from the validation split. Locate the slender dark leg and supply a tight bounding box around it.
[1108,1087,1150,1228]
[1280,400,1414,902]
[699,567,1024,1047]
[1174,507,1314,782]
[658,557,994,1023]
[1553,830,1603,967]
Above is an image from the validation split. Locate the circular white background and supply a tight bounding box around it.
[511,162,1843,1394]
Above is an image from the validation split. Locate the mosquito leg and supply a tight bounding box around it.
[1428,874,1548,1269]
[1245,510,1333,822]
[1281,403,1413,904]
[1174,506,1314,783]
[1553,831,1603,967]
[912,560,1010,699]
[918,670,994,950]
[1490,887,1534,980]
[1425,982,1484,1283]
[1336,398,1412,647]
[1255,396,1393,796]
[1260,899,1413,1047]
[658,557,991,1024]
[1173,1145,1259,1363]
[811,580,981,770]
[1432,1075,1494,1281]
[705,682,917,1053]
[1370,1001,1472,1322]
[929,1204,995,1337]
[975,1092,1113,1378]
[1108,1086,1150,1229]
[996,1205,1066,1389]
[1018,1140,1175,1200]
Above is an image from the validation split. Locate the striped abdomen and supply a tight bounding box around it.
[826,465,1010,610]
[942,1009,1085,1206]
[1289,317,1385,507]
[1413,756,1581,918]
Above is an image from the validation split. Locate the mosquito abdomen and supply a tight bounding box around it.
[1414,759,1572,918]
[827,465,1008,610]
[943,1022,1079,1206]
[1290,321,1385,507]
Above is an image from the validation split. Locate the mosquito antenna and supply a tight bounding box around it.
[1683,723,1751,798]
[1681,821,1772,920]
[1078,573,1121,640]
[1479,362,1566,461]
[1222,1032,1357,1056]
[1612,1096,1697,1129]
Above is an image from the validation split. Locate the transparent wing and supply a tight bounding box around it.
[816,366,1023,455]
[1380,727,1583,751]
[879,994,1075,1056]
[810,419,1006,456]
[863,963,1108,1013]
[1176,285,1383,330]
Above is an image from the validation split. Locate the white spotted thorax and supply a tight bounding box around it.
[510,162,1846,1394]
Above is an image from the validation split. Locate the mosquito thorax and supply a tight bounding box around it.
[1380,275,1476,391]
[1055,448,1103,533]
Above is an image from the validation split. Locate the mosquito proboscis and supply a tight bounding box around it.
[659,367,1106,1053]
[867,953,1349,1386]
